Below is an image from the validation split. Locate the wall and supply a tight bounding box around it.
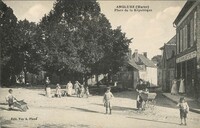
[146,67,158,87]
[175,2,200,98]
[196,3,200,99]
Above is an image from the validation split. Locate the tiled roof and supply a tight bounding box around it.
[127,59,142,70]
[165,45,176,60]
[174,1,196,25]
[163,36,176,60]
[138,54,157,68]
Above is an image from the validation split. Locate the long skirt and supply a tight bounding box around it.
[179,80,185,93]
[171,83,178,94]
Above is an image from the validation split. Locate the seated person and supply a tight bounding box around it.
[6,89,18,110]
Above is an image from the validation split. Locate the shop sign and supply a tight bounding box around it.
[176,51,197,63]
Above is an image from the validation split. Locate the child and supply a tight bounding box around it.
[177,97,189,125]
[74,81,80,96]
[85,86,90,98]
[55,84,61,98]
[6,89,18,110]
[78,84,84,98]
[45,77,50,91]
[103,87,114,114]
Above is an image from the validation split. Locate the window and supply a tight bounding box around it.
[187,22,190,48]
[182,28,185,51]
[194,11,197,41]
[180,29,183,52]
[184,25,187,50]
[190,18,194,46]
[177,32,180,53]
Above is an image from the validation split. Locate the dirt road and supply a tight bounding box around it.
[0,88,199,128]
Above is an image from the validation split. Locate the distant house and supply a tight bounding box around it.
[159,36,176,92]
[132,49,158,88]
[116,49,158,89]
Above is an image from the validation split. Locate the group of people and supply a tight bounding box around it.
[171,78,185,95]
[46,80,90,98]
[5,76,190,124]
[136,78,189,125]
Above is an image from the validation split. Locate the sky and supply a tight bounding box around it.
[4,0,186,59]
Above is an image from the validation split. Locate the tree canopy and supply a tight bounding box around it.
[1,0,132,85]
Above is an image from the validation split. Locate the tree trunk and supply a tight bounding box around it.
[24,69,27,85]
[96,74,99,88]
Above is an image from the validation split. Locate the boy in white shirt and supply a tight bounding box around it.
[103,87,114,114]
[177,97,189,125]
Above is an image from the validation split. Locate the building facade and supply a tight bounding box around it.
[132,50,158,88]
[159,36,176,92]
[116,49,157,89]
[174,0,200,98]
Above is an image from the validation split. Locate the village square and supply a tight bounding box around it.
[0,0,200,128]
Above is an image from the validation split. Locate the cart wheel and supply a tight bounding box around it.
[149,100,156,110]
[152,100,156,106]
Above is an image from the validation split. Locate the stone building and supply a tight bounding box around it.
[116,49,157,89]
[173,0,200,98]
[159,36,176,92]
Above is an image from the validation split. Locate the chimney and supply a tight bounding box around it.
[133,49,139,62]
[143,52,147,58]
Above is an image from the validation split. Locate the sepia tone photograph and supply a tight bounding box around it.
[0,0,200,127]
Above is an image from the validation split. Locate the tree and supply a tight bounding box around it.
[38,0,133,84]
[0,0,132,85]
[0,1,21,85]
[0,1,44,85]
[151,55,162,66]
[18,19,44,83]
[93,26,132,84]
[39,0,106,83]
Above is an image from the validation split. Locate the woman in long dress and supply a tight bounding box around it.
[74,81,80,96]
[66,81,73,96]
[179,78,185,94]
[171,79,178,95]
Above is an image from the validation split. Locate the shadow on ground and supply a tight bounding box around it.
[0,103,8,105]
[0,106,22,112]
[38,124,90,128]
[71,107,104,114]
[0,102,23,112]
[127,116,179,125]
[114,91,178,109]
[113,90,137,100]
[155,93,177,109]
[0,117,13,127]
[92,103,138,111]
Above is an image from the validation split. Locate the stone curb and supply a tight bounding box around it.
[162,93,200,114]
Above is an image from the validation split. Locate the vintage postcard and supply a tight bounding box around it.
[1,0,200,128]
